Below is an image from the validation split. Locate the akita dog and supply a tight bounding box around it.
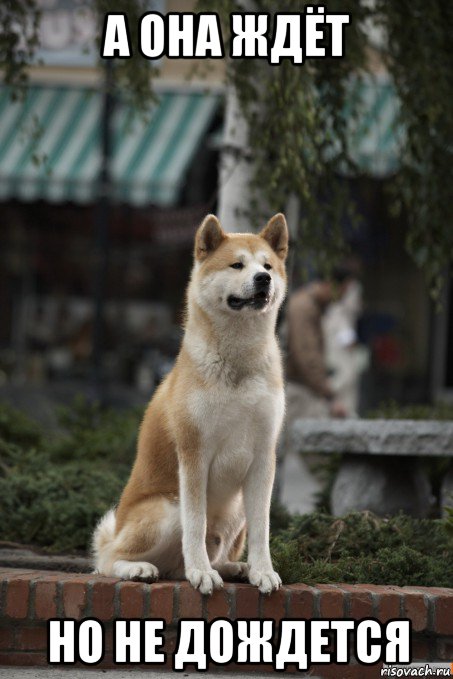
[93,213,288,595]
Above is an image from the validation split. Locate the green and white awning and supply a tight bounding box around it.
[0,86,220,206]
[0,76,402,206]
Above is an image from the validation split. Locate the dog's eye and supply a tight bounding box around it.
[264,263,272,271]
[230,262,244,270]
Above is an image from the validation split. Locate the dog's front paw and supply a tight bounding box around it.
[186,568,223,595]
[248,567,282,594]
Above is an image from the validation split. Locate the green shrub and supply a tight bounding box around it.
[0,442,125,552]
[49,396,140,464]
[270,511,453,587]
[0,399,140,552]
[367,400,453,421]
[0,402,43,448]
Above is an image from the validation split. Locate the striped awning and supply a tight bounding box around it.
[0,86,220,206]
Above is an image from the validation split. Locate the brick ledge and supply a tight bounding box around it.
[0,568,452,674]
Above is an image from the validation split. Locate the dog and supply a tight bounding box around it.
[92,212,288,594]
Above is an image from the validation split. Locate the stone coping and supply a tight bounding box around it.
[292,419,453,456]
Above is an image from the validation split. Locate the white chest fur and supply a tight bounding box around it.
[187,375,285,506]
[183,303,285,508]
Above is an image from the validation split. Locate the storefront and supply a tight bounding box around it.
[0,83,222,389]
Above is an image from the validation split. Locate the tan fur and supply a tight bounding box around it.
[93,213,289,594]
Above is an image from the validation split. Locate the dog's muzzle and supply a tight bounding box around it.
[227,273,272,310]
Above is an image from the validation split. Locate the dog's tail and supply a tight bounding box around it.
[91,508,116,574]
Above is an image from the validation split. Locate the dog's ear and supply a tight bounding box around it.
[195,214,226,261]
[259,213,289,260]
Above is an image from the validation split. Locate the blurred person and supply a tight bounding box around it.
[323,279,369,416]
[285,269,353,423]
[274,269,353,508]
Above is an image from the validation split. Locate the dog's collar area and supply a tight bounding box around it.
[227,290,270,310]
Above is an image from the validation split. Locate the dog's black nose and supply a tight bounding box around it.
[254,272,271,288]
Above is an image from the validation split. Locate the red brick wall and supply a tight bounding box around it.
[0,568,452,677]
